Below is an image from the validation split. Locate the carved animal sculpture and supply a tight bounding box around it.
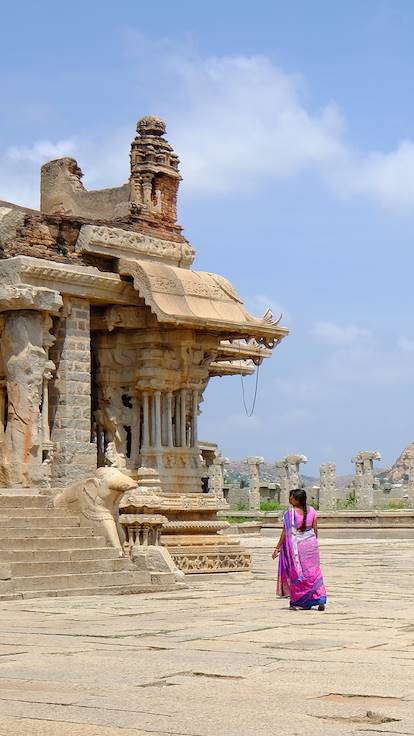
[54,467,137,554]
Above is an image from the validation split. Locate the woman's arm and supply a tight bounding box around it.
[312,513,318,538]
[272,529,285,559]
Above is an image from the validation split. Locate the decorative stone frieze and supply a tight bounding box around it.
[76,224,195,268]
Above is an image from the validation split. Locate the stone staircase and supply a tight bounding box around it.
[0,494,177,600]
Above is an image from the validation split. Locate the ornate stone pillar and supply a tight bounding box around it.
[191,390,198,447]
[352,450,381,509]
[245,456,264,511]
[208,452,229,501]
[275,454,307,506]
[0,311,56,487]
[154,390,162,449]
[166,392,173,448]
[0,379,6,444]
[174,392,180,447]
[49,298,96,485]
[150,393,156,447]
[319,462,337,511]
[286,454,307,489]
[131,395,141,465]
[142,173,153,207]
[142,392,150,449]
[180,388,187,447]
[404,447,414,508]
[275,459,290,506]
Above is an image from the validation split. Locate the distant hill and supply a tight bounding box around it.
[386,442,414,483]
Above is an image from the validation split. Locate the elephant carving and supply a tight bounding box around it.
[54,467,137,554]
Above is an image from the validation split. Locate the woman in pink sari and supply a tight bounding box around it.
[272,489,327,610]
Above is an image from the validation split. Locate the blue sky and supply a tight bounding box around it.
[1,1,414,474]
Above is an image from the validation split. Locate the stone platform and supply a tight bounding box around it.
[0,534,413,734]
[0,493,178,600]
[222,509,414,539]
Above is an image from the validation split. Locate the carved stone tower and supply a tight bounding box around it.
[130,116,181,223]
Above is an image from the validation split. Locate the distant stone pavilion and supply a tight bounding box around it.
[0,116,288,574]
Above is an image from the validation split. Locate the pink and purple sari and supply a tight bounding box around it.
[277,506,327,609]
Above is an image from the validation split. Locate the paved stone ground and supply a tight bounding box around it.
[0,535,413,735]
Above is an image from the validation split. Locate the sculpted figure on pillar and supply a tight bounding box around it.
[319,462,337,511]
[0,311,56,487]
[245,456,264,511]
[95,407,127,469]
[351,450,381,509]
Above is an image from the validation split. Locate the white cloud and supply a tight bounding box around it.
[162,49,414,210]
[7,139,76,165]
[398,337,414,352]
[271,377,320,400]
[4,42,414,212]
[165,54,346,194]
[331,141,414,210]
[311,320,371,346]
[325,343,414,386]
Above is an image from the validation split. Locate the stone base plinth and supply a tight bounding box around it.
[120,474,251,575]
[167,544,251,574]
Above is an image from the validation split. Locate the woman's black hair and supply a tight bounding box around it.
[289,488,307,532]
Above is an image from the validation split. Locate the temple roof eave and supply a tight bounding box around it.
[209,360,255,377]
[118,257,289,346]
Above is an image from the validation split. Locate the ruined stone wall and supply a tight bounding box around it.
[0,205,188,271]
[40,158,130,221]
[227,485,249,509]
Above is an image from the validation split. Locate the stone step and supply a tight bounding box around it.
[0,581,178,601]
[2,548,120,562]
[0,528,105,550]
[0,517,81,529]
[0,495,51,507]
[11,558,131,577]
[10,570,150,591]
[0,526,94,539]
[0,508,72,518]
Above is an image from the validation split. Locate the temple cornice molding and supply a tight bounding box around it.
[75,224,195,268]
[0,283,62,314]
[0,256,143,306]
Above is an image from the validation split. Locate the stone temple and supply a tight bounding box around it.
[0,116,287,594]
